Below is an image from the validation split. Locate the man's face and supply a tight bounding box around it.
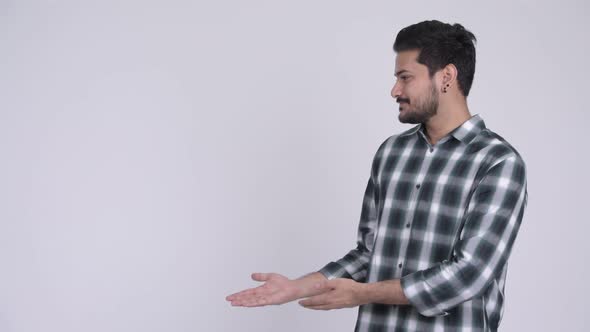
[391,50,440,124]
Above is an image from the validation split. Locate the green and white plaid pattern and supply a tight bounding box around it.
[319,115,527,332]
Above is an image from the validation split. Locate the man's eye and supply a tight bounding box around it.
[400,76,410,81]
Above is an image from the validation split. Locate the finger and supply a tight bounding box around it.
[302,304,335,310]
[230,294,259,306]
[226,290,247,301]
[232,295,269,307]
[298,293,331,307]
[229,282,272,299]
[242,297,268,307]
[251,272,272,282]
[229,288,269,302]
[226,287,259,301]
[227,273,270,301]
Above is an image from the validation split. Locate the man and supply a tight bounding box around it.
[226,20,528,332]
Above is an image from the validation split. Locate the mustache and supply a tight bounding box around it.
[397,97,410,104]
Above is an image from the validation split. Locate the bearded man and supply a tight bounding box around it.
[226,20,528,332]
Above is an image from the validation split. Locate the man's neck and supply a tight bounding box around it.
[423,102,471,145]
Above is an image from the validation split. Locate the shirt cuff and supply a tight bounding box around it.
[400,270,449,317]
[318,262,353,280]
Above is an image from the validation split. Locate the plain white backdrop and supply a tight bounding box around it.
[1,0,589,331]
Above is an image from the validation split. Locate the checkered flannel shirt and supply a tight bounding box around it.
[319,115,528,332]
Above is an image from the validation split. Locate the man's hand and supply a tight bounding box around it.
[298,278,369,310]
[226,273,304,307]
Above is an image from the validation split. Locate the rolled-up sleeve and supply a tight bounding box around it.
[400,154,528,316]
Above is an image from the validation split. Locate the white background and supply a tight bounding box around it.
[1,0,588,331]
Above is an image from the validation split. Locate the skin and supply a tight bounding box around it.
[226,272,328,307]
[226,49,473,310]
[393,49,472,145]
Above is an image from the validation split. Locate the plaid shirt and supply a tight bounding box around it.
[319,115,527,332]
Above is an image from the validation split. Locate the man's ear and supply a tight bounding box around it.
[440,64,458,92]
[444,64,458,84]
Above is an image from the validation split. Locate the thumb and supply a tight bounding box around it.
[251,272,272,282]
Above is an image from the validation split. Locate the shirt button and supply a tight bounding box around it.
[398,263,403,268]
[429,147,434,152]
[416,184,421,189]
[405,223,410,228]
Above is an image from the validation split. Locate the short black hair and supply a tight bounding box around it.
[393,20,477,97]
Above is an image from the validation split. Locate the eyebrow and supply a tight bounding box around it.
[395,70,411,77]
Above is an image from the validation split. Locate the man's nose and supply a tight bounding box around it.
[391,81,402,99]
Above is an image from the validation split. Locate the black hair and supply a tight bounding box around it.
[393,20,477,97]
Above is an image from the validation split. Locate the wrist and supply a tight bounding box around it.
[292,278,308,299]
[294,272,328,298]
[358,282,372,305]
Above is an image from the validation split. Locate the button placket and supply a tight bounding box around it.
[392,144,435,277]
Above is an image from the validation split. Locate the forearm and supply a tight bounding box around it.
[293,272,328,298]
[363,279,410,305]
[298,277,411,310]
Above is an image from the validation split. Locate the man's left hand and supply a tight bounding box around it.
[298,278,368,310]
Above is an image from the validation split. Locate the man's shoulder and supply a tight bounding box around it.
[474,127,526,168]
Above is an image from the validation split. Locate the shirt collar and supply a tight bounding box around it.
[448,114,486,144]
[399,114,486,145]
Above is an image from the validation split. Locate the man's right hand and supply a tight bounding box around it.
[225,272,328,307]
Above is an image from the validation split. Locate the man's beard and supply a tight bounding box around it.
[398,82,439,124]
